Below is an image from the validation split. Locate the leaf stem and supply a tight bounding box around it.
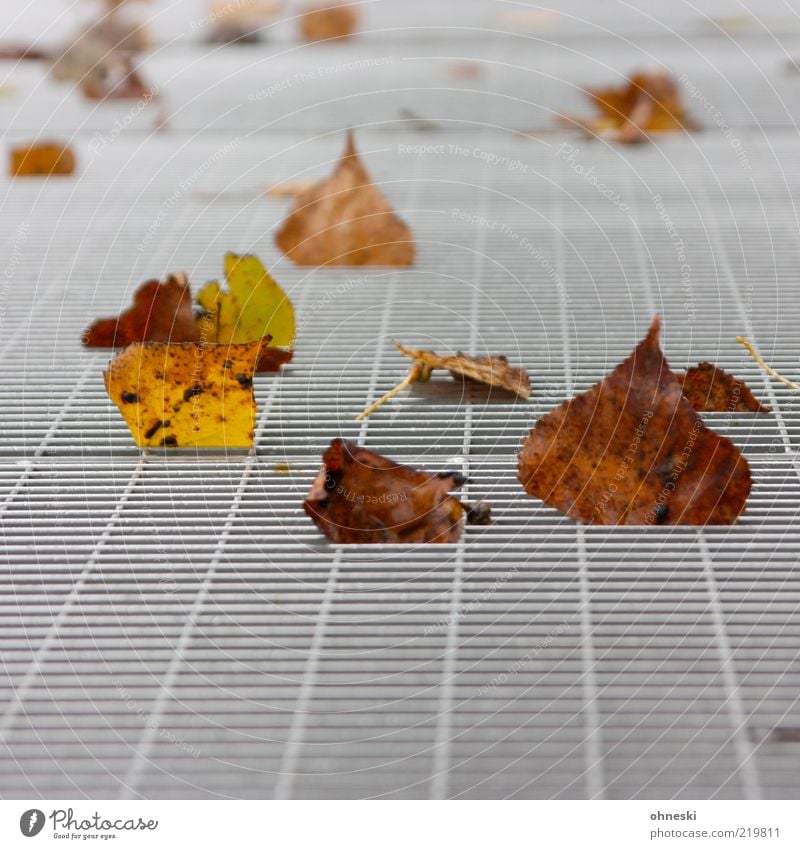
[737,336,800,391]
[355,363,423,420]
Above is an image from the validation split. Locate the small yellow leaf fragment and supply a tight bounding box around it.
[104,337,267,448]
[196,253,295,348]
[737,336,800,391]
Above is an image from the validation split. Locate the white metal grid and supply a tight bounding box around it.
[1,14,800,797]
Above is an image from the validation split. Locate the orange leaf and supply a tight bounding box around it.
[275,131,414,266]
[572,71,694,144]
[299,4,359,41]
[10,142,75,176]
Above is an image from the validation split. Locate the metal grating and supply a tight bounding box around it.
[1,8,800,799]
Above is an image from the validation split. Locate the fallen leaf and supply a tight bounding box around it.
[196,253,295,372]
[447,62,483,80]
[299,3,359,41]
[81,54,150,100]
[104,336,268,448]
[677,362,770,413]
[205,0,280,44]
[10,142,75,176]
[518,317,751,525]
[398,344,531,397]
[304,438,488,543]
[275,131,415,266]
[0,44,50,60]
[570,71,694,144]
[83,273,200,347]
[737,336,800,391]
[357,344,530,419]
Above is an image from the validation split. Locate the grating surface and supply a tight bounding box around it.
[2,4,800,799]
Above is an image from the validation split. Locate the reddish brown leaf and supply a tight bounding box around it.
[518,317,752,525]
[275,131,415,266]
[572,71,695,144]
[299,4,359,41]
[677,362,770,413]
[83,273,201,347]
[10,142,75,176]
[304,439,476,543]
[254,346,293,372]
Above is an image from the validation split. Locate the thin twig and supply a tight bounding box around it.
[355,363,423,420]
[737,336,800,391]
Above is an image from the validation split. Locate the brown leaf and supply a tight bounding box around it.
[518,317,752,525]
[357,345,530,420]
[83,273,200,347]
[275,131,415,266]
[10,142,75,176]
[81,55,150,101]
[397,344,531,398]
[304,439,480,543]
[573,71,694,144]
[677,362,770,413]
[299,4,359,41]
[0,44,50,60]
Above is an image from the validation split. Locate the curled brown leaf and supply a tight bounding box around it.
[304,438,487,543]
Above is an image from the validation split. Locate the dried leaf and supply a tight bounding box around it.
[572,71,694,144]
[304,438,482,543]
[677,362,770,413]
[0,44,50,60]
[518,317,751,525]
[83,273,200,347]
[205,0,280,44]
[196,253,295,372]
[81,56,150,100]
[397,344,531,398]
[299,4,359,41]
[104,337,268,448]
[10,142,75,176]
[357,344,530,419]
[275,131,414,266]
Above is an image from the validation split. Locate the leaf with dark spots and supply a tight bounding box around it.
[676,362,770,413]
[84,273,200,347]
[518,317,752,525]
[104,337,269,448]
[304,439,489,544]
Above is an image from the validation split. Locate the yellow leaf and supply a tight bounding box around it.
[104,338,267,448]
[196,253,295,348]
